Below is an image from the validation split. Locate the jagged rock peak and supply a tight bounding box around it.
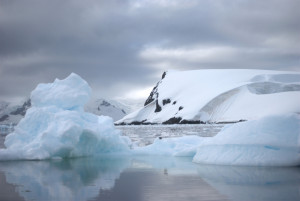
[144,71,168,106]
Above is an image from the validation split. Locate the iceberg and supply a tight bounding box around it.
[0,73,131,160]
[135,114,300,166]
[193,114,300,166]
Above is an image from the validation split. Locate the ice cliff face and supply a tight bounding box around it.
[116,69,300,124]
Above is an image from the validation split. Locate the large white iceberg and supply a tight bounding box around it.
[193,114,300,166]
[136,114,300,166]
[0,73,131,160]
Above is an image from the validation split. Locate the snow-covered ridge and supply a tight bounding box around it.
[0,99,31,125]
[116,69,300,124]
[0,97,135,125]
[84,98,131,121]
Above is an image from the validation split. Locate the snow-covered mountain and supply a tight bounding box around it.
[116,69,300,125]
[0,99,31,125]
[84,98,134,121]
[0,98,138,124]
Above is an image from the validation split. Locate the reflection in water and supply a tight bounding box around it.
[197,165,300,201]
[0,157,131,201]
[0,157,299,201]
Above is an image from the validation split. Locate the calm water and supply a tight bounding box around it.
[0,125,299,201]
[117,124,224,146]
[0,156,299,201]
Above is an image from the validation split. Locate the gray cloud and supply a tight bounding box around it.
[0,0,299,102]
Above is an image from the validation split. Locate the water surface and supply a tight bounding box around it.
[0,125,299,201]
[0,156,299,201]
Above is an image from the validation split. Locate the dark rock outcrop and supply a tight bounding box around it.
[162,99,171,106]
[144,84,159,106]
[144,71,168,106]
[100,100,111,107]
[180,120,205,124]
[10,99,31,116]
[154,100,162,113]
[162,71,166,79]
[0,114,9,122]
[163,117,182,124]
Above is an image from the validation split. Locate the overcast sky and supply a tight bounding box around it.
[0,0,299,102]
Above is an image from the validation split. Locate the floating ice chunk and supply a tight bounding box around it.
[134,135,204,157]
[0,73,131,160]
[31,73,91,110]
[193,114,300,166]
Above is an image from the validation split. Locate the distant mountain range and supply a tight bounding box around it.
[0,99,31,125]
[0,98,142,124]
[116,69,300,125]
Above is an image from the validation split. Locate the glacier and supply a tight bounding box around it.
[0,72,299,167]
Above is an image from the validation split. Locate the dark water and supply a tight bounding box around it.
[0,156,299,201]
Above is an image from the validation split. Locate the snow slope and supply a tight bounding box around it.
[117,69,300,124]
[85,98,131,121]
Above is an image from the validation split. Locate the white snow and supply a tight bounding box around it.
[117,69,300,124]
[0,73,131,160]
[84,98,130,121]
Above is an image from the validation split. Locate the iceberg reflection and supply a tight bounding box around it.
[0,157,131,201]
[197,165,300,201]
[0,157,299,201]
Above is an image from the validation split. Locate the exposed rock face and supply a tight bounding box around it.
[162,117,182,124]
[0,114,9,122]
[144,71,168,107]
[10,99,31,116]
[144,83,159,106]
[154,100,162,113]
[163,99,171,105]
[0,99,31,124]
[100,100,111,107]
